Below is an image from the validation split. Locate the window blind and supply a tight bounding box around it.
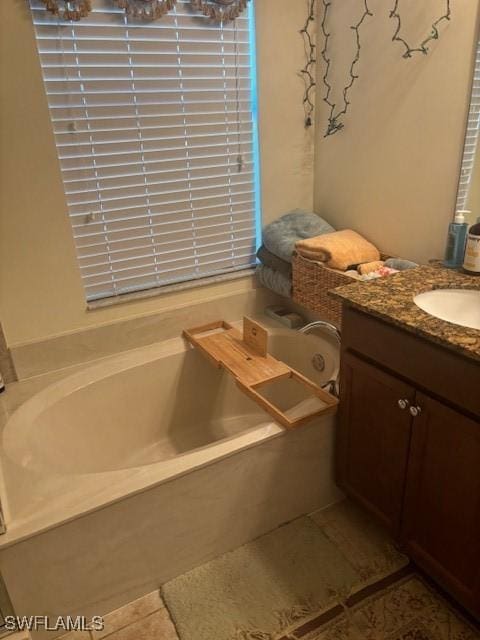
[30,0,261,301]
[456,39,480,213]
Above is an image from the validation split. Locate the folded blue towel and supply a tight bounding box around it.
[263,209,335,263]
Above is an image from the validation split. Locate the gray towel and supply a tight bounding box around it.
[257,245,292,278]
[263,209,335,263]
[256,265,292,298]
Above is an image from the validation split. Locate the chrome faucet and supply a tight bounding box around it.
[299,320,341,397]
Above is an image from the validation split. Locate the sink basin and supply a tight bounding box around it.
[414,289,480,330]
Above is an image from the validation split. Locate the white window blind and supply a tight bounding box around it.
[30,0,261,301]
[456,39,480,212]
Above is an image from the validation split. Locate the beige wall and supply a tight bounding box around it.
[0,0,314,346]
[313,0,480,265]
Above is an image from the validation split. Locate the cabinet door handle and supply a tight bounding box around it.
[409,406,422,417]
[398,399,410,410]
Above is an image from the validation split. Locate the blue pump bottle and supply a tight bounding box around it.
[444,210,469,268]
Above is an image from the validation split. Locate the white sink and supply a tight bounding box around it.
[414,289,480,330]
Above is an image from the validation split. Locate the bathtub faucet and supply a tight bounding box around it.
[299,320,341,398]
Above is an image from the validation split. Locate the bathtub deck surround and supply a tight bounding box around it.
[183,317,338,428]
[8,287,280,380]
[0,317,341,640]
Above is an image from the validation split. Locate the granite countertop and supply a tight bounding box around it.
[330,265,480,361]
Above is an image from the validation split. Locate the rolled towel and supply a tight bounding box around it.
[256,245,292,278]
[344,269,363,280]
[263,209,335,263]
[358,260,385,275]
[359,266,399,281]
[295,230,381,272]
[377,266,399,276]
[255,264,292,298]
[384,258,418,271]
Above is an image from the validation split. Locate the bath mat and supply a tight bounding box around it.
[310,500,409,587]
[296,574,480,640]
[162,517,359,640]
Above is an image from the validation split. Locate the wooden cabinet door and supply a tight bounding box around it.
[402,393,480,616]
[337,352,415,537]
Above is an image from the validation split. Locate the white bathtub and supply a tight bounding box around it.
[0,322,342,637]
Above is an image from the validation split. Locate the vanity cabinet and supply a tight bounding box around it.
[402,393,480,615]
[337,306,480,618]
[337,352,414,536]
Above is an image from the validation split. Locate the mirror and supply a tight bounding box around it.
[456,40,480,227]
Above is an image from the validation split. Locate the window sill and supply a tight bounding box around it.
[87,267,258,311]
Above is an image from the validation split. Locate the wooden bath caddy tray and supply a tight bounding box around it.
[183,318,338,429]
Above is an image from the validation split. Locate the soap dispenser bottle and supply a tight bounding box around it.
[463,216,480,275]
[444,210,469,268]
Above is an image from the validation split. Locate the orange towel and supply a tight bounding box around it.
[295,230,380,272]
[358,260,385,275]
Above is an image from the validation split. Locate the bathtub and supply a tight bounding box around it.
[0,321,342,637]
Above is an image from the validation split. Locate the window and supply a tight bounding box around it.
[30,0,261,301]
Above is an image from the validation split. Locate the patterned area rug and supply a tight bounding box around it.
[162,501,409,640]
[296,574,480,640]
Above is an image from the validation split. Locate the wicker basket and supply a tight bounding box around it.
[292,252,355,326]
[292,251,391,326]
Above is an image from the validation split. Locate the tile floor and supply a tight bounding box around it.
[6,591,178,640]
[7,593,178,640]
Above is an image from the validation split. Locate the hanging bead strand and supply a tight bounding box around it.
[41,0,91,21]
[189,0,250,22]
[321,0,373,136]
[300,0,317,128]
[114,0,177,20]
[390,0,451,58]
